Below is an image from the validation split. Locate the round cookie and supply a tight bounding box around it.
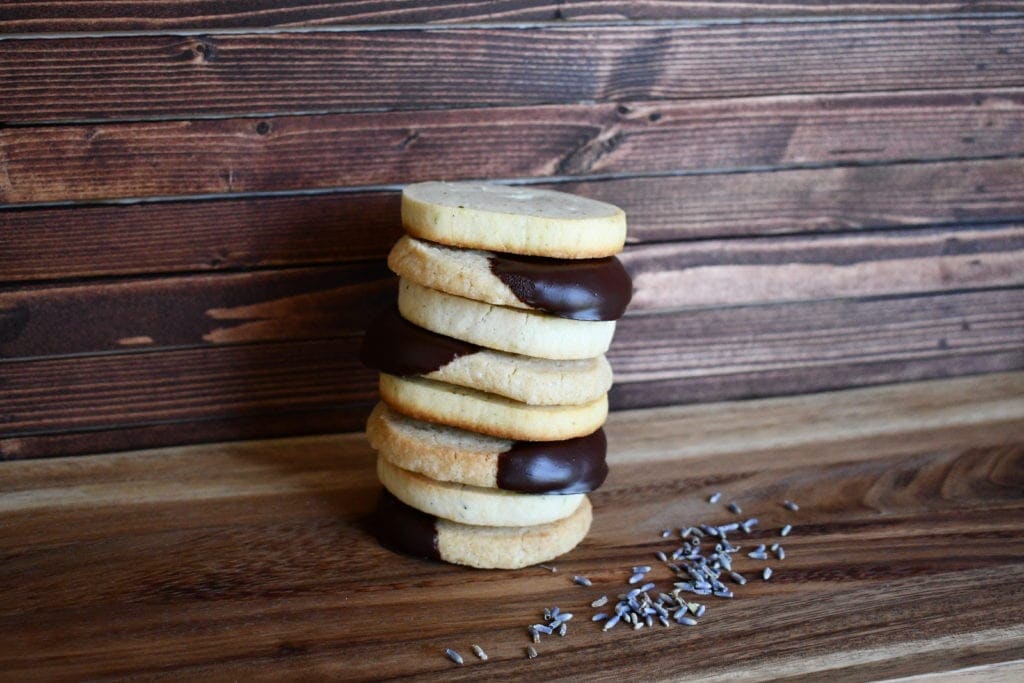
[374,490,593,569]
[361,307,612,405]
[402,182,626,259]
[398,279,616,360]
[379,374,608,441]
[377,457,584,527]
[388,236,633,321]
[366,403,608,493]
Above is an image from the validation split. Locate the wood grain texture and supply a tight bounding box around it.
[0,407,368,461]
[3,287,1021,457]
[3,158,1023,282]
[1,373,1022,680]
[623,223,1024,310]
[0,265,396,358]
[609,287,1024,405]
[3,224,1022,359]
[0,192,403,281]
[3,1,1021,32]
[2,20,1022,123]
[0,337,377,438]
[3,90,1023,204]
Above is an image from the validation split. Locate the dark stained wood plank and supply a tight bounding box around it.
[3,91,1023,204]
[2,1,1020,32]
[609,287,1024,407]
[2,20,1022,122]
[0,407,369,461]
[592,157,1024,244]
[0,337,378,438]
[0,265,396,358]
[623,223,1024,311]
[3,288,1021,456]
[1,374,1022,678]
[4,158,1023,282]
[3,224,1022,359]
[0,192,402,281]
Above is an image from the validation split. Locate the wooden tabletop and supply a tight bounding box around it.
[3,373,1023,681]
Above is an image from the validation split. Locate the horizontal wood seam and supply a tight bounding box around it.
[2,12,1023,42]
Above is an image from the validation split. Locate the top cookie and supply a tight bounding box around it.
[401,181,627,258]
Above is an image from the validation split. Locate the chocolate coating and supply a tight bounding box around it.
[360,305,480,375]
[373,490,441,561]
[489,253,633,321]
[497,429,608,494]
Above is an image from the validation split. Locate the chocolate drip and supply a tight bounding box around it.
[497,429,608,494]
[489,254,633,321]
[373,490,441,561]
[359,305,480,375]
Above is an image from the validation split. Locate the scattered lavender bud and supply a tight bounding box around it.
[445,649,464,665]
[781,524,793,537]
[763,567,773,581]
[573,575,592,587]
[709,492,722,504]
[472,645,488,661]
[784,500,800,511]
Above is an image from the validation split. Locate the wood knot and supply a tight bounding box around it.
[256,121,271,136]
[193,38,218,63]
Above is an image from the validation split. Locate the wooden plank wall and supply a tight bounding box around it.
[1,2,1023,460]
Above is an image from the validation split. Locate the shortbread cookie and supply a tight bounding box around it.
[377,457,584,527]
[366,403,608,493]
[374,490,593,569]
[402,181,626,258]
[398,279,616,360]
[388,236,633,321]
[379,374,608,441]
[361,307,612,405]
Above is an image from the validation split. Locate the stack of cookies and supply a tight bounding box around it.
[362,181,632,569]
